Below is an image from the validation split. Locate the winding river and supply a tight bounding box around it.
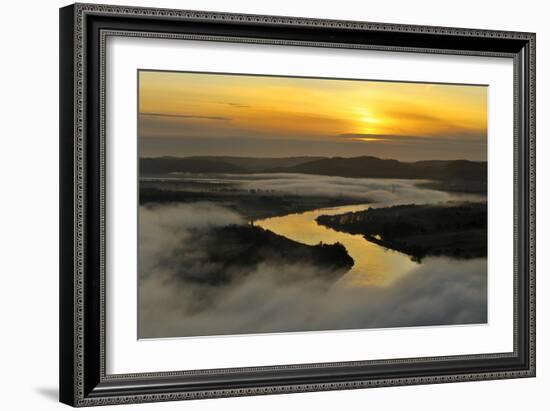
[255,204,418,287]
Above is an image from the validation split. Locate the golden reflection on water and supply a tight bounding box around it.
[255,204,418,287]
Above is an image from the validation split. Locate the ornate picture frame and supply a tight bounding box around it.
[59,3,535,407]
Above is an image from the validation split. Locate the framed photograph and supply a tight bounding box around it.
[59,3,536,407]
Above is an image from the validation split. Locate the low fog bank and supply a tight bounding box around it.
[138,203,487,338]
[231,173,485,204]
[139,202,243,279]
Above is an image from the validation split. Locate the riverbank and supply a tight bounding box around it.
[255,203,418,286]
[140,177,369,220]
[316,202,487,261]
[149,223,354,286]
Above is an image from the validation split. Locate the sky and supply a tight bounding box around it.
[138,70,488,161]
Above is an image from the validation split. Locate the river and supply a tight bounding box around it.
[255,203,418,287]
[145,173,483,288]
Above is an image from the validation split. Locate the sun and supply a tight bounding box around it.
[353,107,386,135]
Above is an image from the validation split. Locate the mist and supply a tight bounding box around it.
[231,173,485,204]
[138,202,487,338]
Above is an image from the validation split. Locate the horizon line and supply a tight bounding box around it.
[139,155,488,163]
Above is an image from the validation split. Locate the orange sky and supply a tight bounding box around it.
[138,70,487,161]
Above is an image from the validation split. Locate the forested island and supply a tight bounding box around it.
[171,224,354,286]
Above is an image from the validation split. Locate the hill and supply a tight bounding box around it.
[140,155,487,187]
[140,156,324,175]
[268,156,487,183]
[140,157,245,174]
[189,156,325,172]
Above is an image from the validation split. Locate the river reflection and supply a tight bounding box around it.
[256,204,418,287]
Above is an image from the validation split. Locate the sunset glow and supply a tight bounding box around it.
[138,70,487,161]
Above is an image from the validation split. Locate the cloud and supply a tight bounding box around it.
[219,102,250,108]
[385,110,446,123]
[140,250,487,337]
[139,203,243,279]
[340,133,487,144]
[139,112,231,121]
[138,202,487,338]
[372,107,487,139]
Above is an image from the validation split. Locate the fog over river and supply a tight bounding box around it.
[139,175,487,338]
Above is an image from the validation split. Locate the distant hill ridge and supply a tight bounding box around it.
[140,155,487,182]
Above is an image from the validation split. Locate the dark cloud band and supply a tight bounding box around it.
[140,112,231,121]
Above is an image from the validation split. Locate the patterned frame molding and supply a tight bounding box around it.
[59,3,535,407]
